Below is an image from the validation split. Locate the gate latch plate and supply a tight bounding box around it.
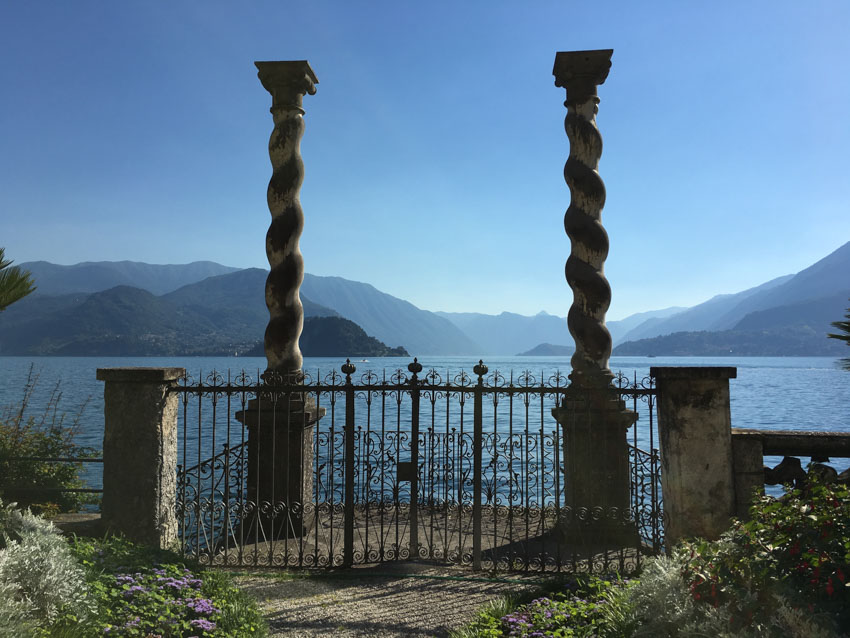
[397,461,415,482]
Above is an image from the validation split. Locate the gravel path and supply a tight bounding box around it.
[233,563,545,637]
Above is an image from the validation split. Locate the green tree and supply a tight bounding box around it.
[0,248,35,311]
[828,298,850,370]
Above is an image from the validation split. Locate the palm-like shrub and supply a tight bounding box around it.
[0,247,35,312]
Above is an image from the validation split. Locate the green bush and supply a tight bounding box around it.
[0,367,98,515]
[457,478,850,637]
[452,575,625,638]
[0,500,95,637]
[601,477,850,637]
[680,478,850,634]
[65,535,268,637]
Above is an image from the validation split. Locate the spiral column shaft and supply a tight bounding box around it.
[256,60,318,375]
[554,50,614,388]
[551,51,637,542]
[238,61,323,540]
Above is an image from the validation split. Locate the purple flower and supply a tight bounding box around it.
[123,584,149,598]
[190,618,217,632]
[187,598,220,616]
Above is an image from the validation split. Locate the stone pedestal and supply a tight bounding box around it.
[731,432,765,519]
[651,366,737,549]
[97,367,184,550]
[235,394,324,538]
[552,386,637,542]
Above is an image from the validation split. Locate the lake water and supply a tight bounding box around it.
[2,355,849,490]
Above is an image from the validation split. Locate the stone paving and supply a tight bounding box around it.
[232,562,546,637]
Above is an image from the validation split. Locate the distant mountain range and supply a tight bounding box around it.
[5,241,849,358]
[611,241,850,356]
[0,268,384,356]
[20,260,241,295]
[300,275,478,355]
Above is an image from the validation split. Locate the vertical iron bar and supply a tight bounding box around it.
[196,370,202,556]
[343,367,355,567]
[298,388,306,567]
[429,400,436,558]
[312,379,320,566]
[472,362,485,571]
[395,373,401,561]
[180,380,188,555]
[268,389,277,566]
[365,387,372,564]
[492,387,499,568]
[252,379,260,564]
[650,385,660,553]
[508,382,514,565]
[380,379,386,561]
[327,388,336,565]
[223,370,231,564]
[538,379,545,570]
[554,411,562,572]
[458,386,465,562]
[210,376,217,563]
[444,373,450,563]
[409,364,420,560]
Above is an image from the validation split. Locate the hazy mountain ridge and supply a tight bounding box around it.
[6,244,849,358]
[0,271,374,356]
[245,317,409,358]
[616,241,850,351]
[300,275,479,355]
[612,327,846,357]
[516,343,575,356]
[18,260,241,296]
[618,275,796,343]
[434,310,568,355]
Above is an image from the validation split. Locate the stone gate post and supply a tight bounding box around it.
[97,367,184,549]
[650,366,737,549]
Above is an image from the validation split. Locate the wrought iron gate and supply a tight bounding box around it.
[175,360,661,573]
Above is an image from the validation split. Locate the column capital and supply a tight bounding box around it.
[553,49,613,101]
[255,60,318,112]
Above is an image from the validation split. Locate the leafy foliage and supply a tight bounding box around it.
[452,576,625,638]
[0,500,94,637]
[65,535,268,637]
[457,479,850,637]
[680,479,850,634]
[0,247,35,312]
[600,478,850,637]
[0,367,98,515]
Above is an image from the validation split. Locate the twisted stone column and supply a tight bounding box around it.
[255,60,317,375]
[236,61,323,540]
[553,50,614,389]
[551,51,637,544]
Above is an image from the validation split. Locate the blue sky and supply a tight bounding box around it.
[1,1,848,320]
